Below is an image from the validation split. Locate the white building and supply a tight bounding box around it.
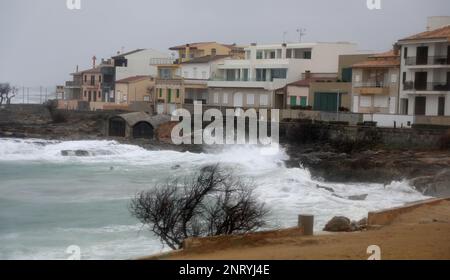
[113,49,172,81]
[181,55,230,104]
[397,20,450,116]
[207,42,357,109]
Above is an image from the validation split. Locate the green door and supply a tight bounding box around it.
[314,92,339,112]
[290,96,297,106]
[168,89,172,103]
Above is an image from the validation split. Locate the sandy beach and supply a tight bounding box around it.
[155,200,450,260]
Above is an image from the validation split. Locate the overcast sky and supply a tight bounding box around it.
[0,0,449,86]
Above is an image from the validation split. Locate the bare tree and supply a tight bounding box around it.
[0,83,16,105]
[129,165,268,250]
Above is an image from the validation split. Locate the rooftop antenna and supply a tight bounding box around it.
[283,31,288,43]
[296,28,306,43]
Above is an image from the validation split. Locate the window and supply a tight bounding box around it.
[99,76,102,83]
[176,89,180,98]
[374,96,388,107]
[223,93,229,104]
[270,51,276,59]
[355,74,361,83]
[300,96,307,106]
[260,94,268,106]
[290,96,297,106]
[404,47,408,59]
[402,72,406,84]
[391,74,398,83]
[286,49,292,58]
[84,91,87,97]
[360,96,372,107]
[256,69,267,81]
[256,51,263,59]
[84,75,87,82]
[214,92,219,104]
[342,68,352,82]
[247,94,255,105]
[159,88,162,98]
[270,69,287,81]
[242,69,249,81]
[90,75,95,85]
[303,51,312,59]
[211,48,217,56]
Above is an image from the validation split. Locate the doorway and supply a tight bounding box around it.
[414,96,426,115]
[438,97,445,116]
[414,72,428,91]
[416,46,429,65]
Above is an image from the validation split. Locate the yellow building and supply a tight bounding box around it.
[169,42,244,63]
[155,64,184,114]
[115,76,155,105]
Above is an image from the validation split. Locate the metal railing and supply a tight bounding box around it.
[405,56,450,66]
[353,81,387,88]
[403,81,450,91]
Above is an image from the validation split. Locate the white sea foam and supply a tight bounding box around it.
[0,138,428,260]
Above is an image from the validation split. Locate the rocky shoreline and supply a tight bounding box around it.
[1,107,449,197]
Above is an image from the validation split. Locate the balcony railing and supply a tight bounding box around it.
[65,81,82,87]
[353,81,387,88]
[403,81,450,91]
[405,56,450,66]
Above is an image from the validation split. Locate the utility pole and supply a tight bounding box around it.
[40,86,42,104]
[22,86,25,104]
[296,28,306,43]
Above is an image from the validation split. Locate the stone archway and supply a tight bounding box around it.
[132,121,154,139]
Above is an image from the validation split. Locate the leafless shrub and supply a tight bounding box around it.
[129,165,268,250]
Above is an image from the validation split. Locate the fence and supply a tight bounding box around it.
[8,86,60,105]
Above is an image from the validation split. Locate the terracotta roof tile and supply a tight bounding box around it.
[352,50,400,68]
[399,25,450,42]
[115,76,153,84]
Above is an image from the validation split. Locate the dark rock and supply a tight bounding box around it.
[323,216,352,232]
[75,150,90,157]
[171,165,181,170]
[316,184,335,193]
[412,169,450,197]
[347,194,368,201]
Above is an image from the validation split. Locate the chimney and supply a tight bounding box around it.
[76,65,79,73]
[185,44,191,62]
[92,56,97,68]
[305,71,311,80]
[281,43,287,59]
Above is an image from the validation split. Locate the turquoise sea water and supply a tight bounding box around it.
[0,138,427,260]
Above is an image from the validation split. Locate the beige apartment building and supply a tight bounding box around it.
[352,50,400,114]
[169,42,244,63]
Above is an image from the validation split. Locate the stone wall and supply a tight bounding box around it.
[282,121,449,150]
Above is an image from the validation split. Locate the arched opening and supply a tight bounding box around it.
[133,121,154,139]
[233,92,243,107]
[109,117,126,137]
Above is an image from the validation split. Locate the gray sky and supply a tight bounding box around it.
[0,0,449,87]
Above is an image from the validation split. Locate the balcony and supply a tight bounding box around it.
[65,81,81,88]
[208,77,288,90]
[405,56,450,66]
[353,82,390,95]
[403,81,450,92]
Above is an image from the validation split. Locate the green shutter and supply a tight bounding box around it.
[300,97,307,106]
[290,96,297,106]
[168,89,172,103]
[159,88,162,98]
[176,89,180,98]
